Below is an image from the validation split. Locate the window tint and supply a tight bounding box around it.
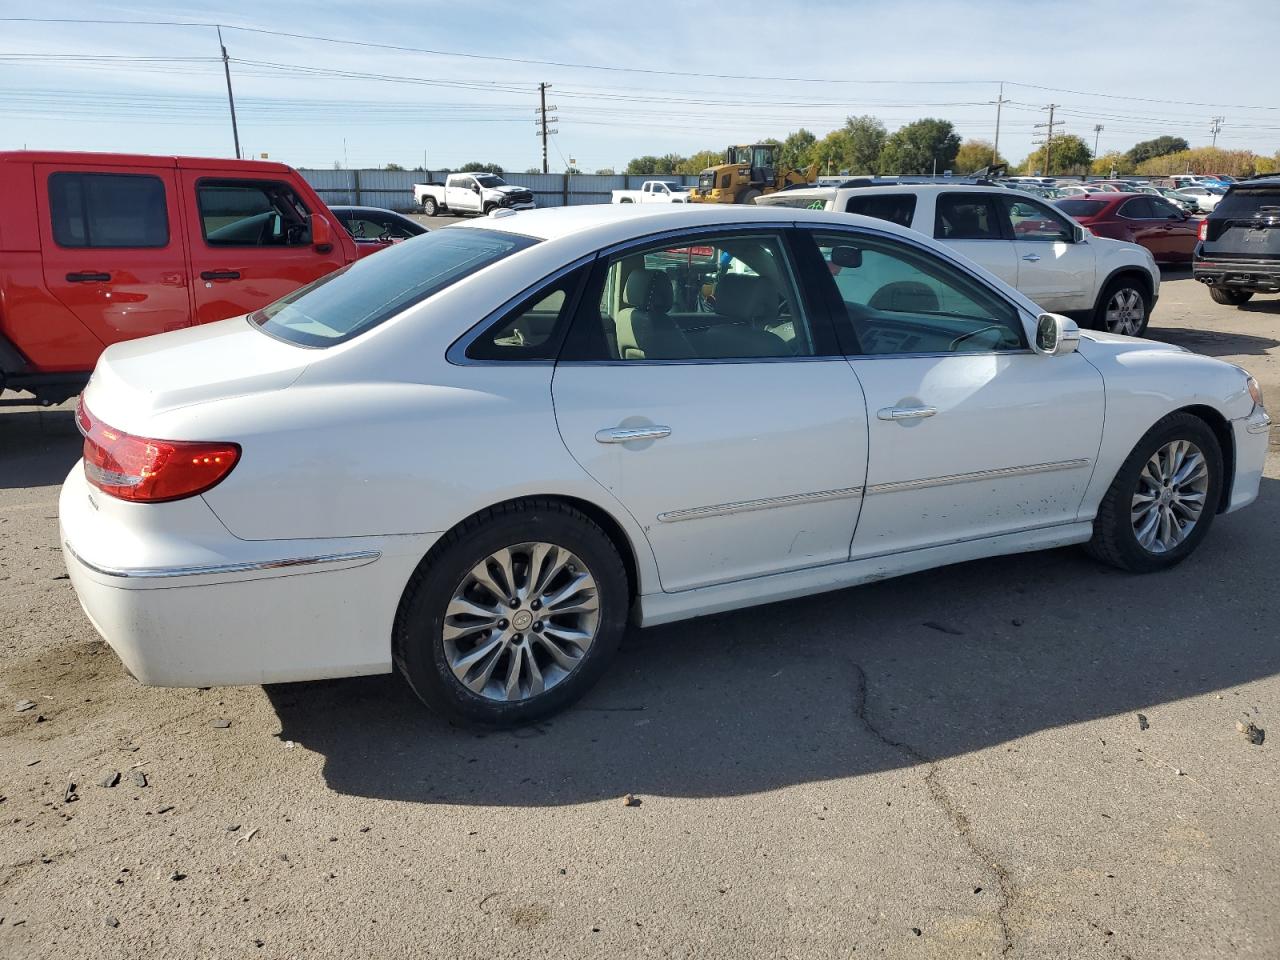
[344,215,420,240]
[1056,199,1108,218]
[1149,198,1183,218]
[1214,187,1280,218]
[48,173,168,248]
[198,180,312,247]
[251,228,537,347]
[1001,196,1074,242]
[811,231,1024,355]
[1118,197,1153,219]
[934,195,1003,240]
[466,268,584,361]
[846,193,918,228]
[566,233,815,361]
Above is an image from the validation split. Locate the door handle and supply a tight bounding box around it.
[65,271,110,283]
[595,425,672,444]
[877,406,937,422]
[1021,254,1042,262]
[200,270,241,281]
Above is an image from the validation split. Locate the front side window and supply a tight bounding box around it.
[48,172,168,248]
[251,228,536,347]
[810,231,1025,356]
[935,194,1003,240]
[1118,198,1154,219]
[344,214,420,240]
[846,193,918,228]
[1056,199,1108,219]
[1149,198,1183,219]
[197,180,312,247]
[1000,196,1074,242]
[564,232,816,361]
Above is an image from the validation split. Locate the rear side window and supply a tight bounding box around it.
[465,266,587,361]
[197,179,312,247]
[935,194,1003,240]
[845,193,917,228]
[48,172,168,248]
[251,228,537,347]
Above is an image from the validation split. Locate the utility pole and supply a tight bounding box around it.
[535,83,558,174]
[1210,116,1224,148]
[1033,104,1061,175]
[1093,123,1104,157]
[216,26,241,160]
[990,82,1009,165]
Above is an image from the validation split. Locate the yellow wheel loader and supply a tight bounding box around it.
[688,143,818,204]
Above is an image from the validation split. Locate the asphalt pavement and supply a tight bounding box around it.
[1,270,1277,959]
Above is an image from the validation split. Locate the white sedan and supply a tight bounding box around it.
[61,205,1271,726]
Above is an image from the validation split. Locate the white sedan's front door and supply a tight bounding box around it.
[551,229,869,592]
[806,226,1105,558]
[1000,195,1095,312]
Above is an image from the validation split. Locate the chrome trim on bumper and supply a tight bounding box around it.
[1245,406,1272,435]
[63,541,381,580]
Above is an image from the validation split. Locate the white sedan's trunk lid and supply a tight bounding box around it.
[84,316,310,431]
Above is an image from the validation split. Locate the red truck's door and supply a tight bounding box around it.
[178,167,350,325]
[34,162,193,346]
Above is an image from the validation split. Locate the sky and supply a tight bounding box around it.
[2,0,1278,173]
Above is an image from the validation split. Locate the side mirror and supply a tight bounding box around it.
[1072,224,1087,243]
[310,213,333,252]
[830,245,863,268]
[1034,313,1081,356]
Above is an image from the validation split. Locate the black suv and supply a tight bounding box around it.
[1193,175,1280,306]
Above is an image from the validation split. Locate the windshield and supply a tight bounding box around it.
[1213,187,1280,218]
[727,147,752,164]
[251,228,537,347]
[1056,199,1109,218]
[473,175,506,187]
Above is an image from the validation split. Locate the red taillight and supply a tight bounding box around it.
[1198,220,1209,242]
[76,399,240,503]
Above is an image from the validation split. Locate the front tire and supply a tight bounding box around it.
[1209,287,1254,306]
[737,188,762,205]
[394,500,629,727]
[1086,412,1222,573]
[1094,275,1151,336]
[420,197,438,216]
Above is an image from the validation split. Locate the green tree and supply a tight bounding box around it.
[778,129,818,171]
[677,150,724,175]
[458,161,505,175]
[523,167,542,174]
[384,162,405,172]
[812,115,886,175]
[626,154,685,175]
[594,167,616,176]
[954,139,1005,174]
[1135,147,1262,178]
[878,118,961,175]
[1021,134,1092,175]
[1125,136,1190,167]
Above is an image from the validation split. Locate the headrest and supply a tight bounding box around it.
[622,269,674,314]
[714,273,770,322]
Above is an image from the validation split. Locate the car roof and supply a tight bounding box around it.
[0,150,294,175]
[328,205,408,215]
[453,203,925,246]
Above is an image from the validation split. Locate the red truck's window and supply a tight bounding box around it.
[48,172,169,249]
[196,179,312,247]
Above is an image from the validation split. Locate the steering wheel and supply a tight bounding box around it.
[949,325,1005,351]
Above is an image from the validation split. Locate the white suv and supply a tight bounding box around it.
[758,184,1160,335]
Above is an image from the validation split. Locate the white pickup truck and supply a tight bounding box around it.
[757,183,1161,336]
[611,180,691,204]
[414,173,536,217]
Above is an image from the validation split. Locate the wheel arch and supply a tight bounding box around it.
[1176,403,1235,513]
[1094,266,1155,315]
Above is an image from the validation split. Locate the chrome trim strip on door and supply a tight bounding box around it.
[657,486,866,523]
[63,542,381,580]
[864,459,1091,496]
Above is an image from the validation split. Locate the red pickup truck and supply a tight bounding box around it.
[0,151,360,405]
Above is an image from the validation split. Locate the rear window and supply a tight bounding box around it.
[846,193,917,228]
[1056,199,1109,218]
[48,172,168,248]
[1213,187,1280,219]
[250,228,537,347]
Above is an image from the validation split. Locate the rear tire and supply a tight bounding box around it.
[620,198,633,203]
[421,197,438,216]
[394,499,629,727]
[737,188,762,205]
[1093,275,1151,336]
[1209,287,1254,306]
[1086,412,1222,574]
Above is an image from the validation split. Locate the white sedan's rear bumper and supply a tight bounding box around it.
[59,466,439,687]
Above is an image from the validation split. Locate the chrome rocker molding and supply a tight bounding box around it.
[657,460,1090,523]
[64,542,381,580]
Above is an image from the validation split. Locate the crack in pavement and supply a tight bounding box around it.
[847,659,1017,957]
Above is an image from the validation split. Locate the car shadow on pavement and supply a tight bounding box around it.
[1150,326,1280,357]
[1239,298,1280,315]
[269,477,1280,806]
[0,407,80,489]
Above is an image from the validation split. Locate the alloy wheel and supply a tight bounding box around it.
[1131,439,1209,554]
[442,542,600,702]
[1105,288,1146,335]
